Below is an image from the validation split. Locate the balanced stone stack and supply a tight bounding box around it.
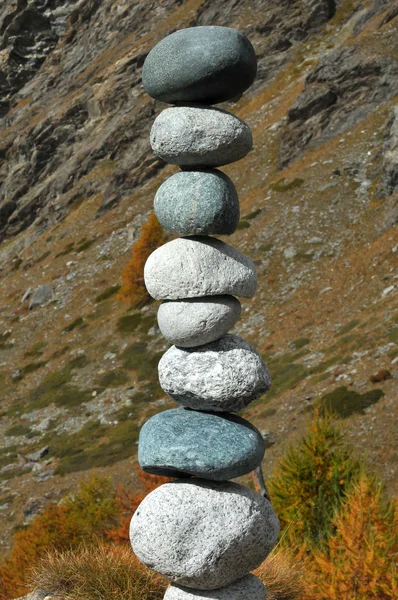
[130,27,279,600]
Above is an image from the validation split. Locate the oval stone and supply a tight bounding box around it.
[164,575,266,600]
[144,237,257,300]
[138,408,265,480]
[130,479,279,589]
[150,107,253,167]
[142,26,257,105]
[157,296,241,347]
[154,169,240,236]
[158,334,271,412]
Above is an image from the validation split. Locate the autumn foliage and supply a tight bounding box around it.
[118,212,165,307]
[303,473,398,600]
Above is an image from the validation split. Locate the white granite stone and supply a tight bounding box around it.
[164,575,267,599]
[130,479,279,590]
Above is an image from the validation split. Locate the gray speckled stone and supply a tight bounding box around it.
[164,575,266,600]
[158,334,271,412]
[144,237,257,300]
[138,408,265,480]
[150,107,252,167]
[142,27,257,105]
[130,479,279,590]
[157,296,241,347]
[154,170,239,236]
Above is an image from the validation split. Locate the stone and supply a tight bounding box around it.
[142,26,257,105]
[158,334,271,412]
[154,169,240,236]
[144,237,257,300]
[28,284,53,309]
[130,479,279,590]
[164,575,266,600]
[150,107,253,167]
[26,446,49,462]
[138,408,265,480]
[157,296,241,347]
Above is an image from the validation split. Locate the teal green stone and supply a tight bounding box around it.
[154,169,239,235]
[138,408,265,481]
[142,26,257,105]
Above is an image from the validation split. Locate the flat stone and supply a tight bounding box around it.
[144,237,257,300]
[142,26,257,105]
[157,296,241,347]
[164,575,266,600]
[158,334,271,412]
[150,107,252,167]
[130,479,279,590]
[138,408,265,480]
[154,169,240,236]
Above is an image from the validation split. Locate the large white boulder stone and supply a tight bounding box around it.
[144,237,257,300]
[158,334,271,412]
[130,479,279,590]
[150,107,252,167]
[157,296,241,347]
[164,575,267,599]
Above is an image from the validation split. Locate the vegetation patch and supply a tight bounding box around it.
[34,250,51,264]
[121,343,163,384]
[320,386,385,418]
[387,326,398,344]
[116,313,142,334]
[29,361,91,409]
[13,361,47,382]
[55,242,75,258]
[336,319,361,336]
[5,424,31,437]
[76,238,96,253]
[95,285,121,303]
[63,317,85,333]
[0,331,12,350]
[243,208,262,220]
[24,341,47,358]
[11,258,23,271]
[52,419,140,475]
[236,220,251,229]
[308,354,351,376]
[261,349,309,401]
[292,337,310,349]
[270,178,304,192]
[97,369,130,388]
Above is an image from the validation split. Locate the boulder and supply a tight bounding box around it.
[130,479,279,589]
[154,169,240,236]
[28,285,53,309]
[144,237,257,300]
[150,107,252,167]
[138,408,265,480]
[157,296,241,347]
[158,334,271,412]
[164,575,266,599]
[142,26,257,105]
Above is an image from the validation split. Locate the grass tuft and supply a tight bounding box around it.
[320,386,385,418]
[256,548,304,600]
[31,545,166,600]
[95,285,121,303]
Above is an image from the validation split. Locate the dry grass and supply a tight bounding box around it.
[255,548,304,600]
[30,544,166,600]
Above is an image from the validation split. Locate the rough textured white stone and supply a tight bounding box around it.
[157,296,241,347]
[144,237,257,300]
[150,107,253,167]
[164,575,267,599]
[130,479,279,590]
[158,334,271,412]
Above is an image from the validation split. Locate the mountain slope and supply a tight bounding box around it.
[0,0,397,555]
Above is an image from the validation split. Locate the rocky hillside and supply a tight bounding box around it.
[0,0,397,555]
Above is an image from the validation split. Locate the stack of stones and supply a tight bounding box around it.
[130,27,280,600]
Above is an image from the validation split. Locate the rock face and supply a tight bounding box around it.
[157,296,241,347]
[279,45,398,167]
[154,170,240,236]
[158,334,271,412]
[142,26,257,104]
[130,479,279,590]
[379,105,398,197]
[138,408,265,480]
[150,107,253,167]
[164,575,266,600]
[144,237,258,299]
